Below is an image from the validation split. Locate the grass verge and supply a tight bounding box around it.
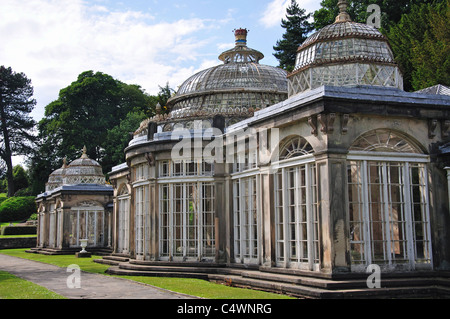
[0,271,66,299]
[0,249,294,299]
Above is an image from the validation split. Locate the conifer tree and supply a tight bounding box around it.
[273,0,314,72]
[0,66,36,197]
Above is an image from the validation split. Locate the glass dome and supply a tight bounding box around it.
[45,147,106,191]
[138,29,288,135]
[288,1,403,97]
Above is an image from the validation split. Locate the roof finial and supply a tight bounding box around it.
[233,28,249,47]
[62,157,68,168]
[81,145,89,159]
[335,0,352,23]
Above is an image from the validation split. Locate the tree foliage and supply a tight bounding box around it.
[29,70,174,194]
[312,0,448,91]
[388,0,449,91]
[0,66,36,197]
[313,0,438,30]
[273,0,314,71]
[0,196,36,223]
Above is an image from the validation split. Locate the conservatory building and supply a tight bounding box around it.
[31,147,113,255]
[101,3,450,297]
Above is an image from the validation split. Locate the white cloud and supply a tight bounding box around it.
[259,0,290,28]
[259,0,321,28]
[0,0,214,120]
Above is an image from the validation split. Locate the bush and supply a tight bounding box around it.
[0,197,37,223]
[1,225,37,235]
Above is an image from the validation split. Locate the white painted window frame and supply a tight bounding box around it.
[231,173,261,265]
[347,151,433,271]
[273,155,319,271]
[117,194,130,254]
[158,179,215,262]
[69,206,105,248]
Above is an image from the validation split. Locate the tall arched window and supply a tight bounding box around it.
[117,185,130,254]
[273,136,319,271]
[347,130,432,271]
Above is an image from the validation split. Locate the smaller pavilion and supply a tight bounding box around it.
[30,147,113,255]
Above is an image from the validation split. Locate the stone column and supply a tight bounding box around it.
[315,152,351,274]
[214,162,228,263]
[148,178,157,261]
[260,165,275,267]
[447,167,450,213]
[112,197,118,253]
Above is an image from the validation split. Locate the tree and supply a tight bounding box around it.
[312,0,439,31]
[103,111,148,169]
[387,0,449,91]
[0,66,36,197]
[36,71,153,169]
[29,71,173,194]
[312,0,448,91]
[273,0,314,72]
[11,165,29,195]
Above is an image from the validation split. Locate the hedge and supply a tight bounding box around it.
[0,196,37,223]
[1,225,37,236]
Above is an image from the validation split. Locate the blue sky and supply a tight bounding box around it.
[1,0,322,124]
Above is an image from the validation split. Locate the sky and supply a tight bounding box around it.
[1,0,322,166]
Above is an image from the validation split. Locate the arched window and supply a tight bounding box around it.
[117,184,130,254]
[274,136,319,271]
[349,129,422,154]
[279,136,314,160]
[347,130,432,271]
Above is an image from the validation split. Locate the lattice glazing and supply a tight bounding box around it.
[288,21,403,96]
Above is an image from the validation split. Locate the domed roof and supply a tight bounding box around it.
[288,0,403,97]
[139,28,288,134]
[174,63,287,100]
[45,147,106,192]
[45,158,68,192]
[294,22,395,71]
[64,146,106,185]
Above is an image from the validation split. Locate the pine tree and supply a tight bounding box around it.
[0,66,36,197]
[388,0,449,91]
[273,0,314,72]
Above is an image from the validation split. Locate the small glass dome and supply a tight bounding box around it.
[288,1,403,97]
[45,159,68,192]
[45,147,106,191]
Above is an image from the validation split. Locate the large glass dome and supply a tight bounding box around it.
[288,0,403,97]
[136,29,288,135]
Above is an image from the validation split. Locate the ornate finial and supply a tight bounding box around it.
[62,157,68,168]
[233,28,249,47]
[156,103,161,115]
[81,145,89,159]
[335,0,352,23]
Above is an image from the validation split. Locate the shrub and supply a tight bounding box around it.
[1,225,37,235]
[0,193,7,205]
[0,197,37,223]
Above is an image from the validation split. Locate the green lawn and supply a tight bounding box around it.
[0,271,66,299]
[0,249,295,299]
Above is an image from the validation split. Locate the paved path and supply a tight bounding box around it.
[0,254,194,299]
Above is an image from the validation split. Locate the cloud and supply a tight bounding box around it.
[259,0,290,28]
[0,0,215,121]
[259,0,321,28]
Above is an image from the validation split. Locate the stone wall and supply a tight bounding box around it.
[0,237,37,249]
